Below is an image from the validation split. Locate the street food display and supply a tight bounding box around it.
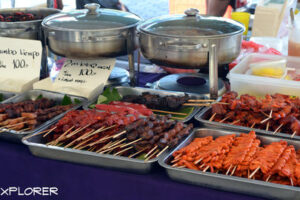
[0,98,73,132]
[0,12,39,22]
[206,91,300,138]
[3,3,300,199]
[40,110,193,161]
[89,87,212,121]
[170,131,300,187]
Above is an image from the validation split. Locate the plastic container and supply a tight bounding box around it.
[227,53,300,97]
[248,59,287,78]
[288,13,300,56]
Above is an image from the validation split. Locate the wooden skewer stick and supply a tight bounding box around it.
[273,123,283,135]
[81,126,105,140]
[291,131,297,138]
[226,165,233,175]
[216,170,219,174]
[99,143,125,154]
[260,117,270,124]
[249,167,260,179]
[199,163,206,169]
[73,136,95,150]
[230,120,240,125]
[120,138,142,149]
[48,126,75,146]
[64,129,95,148]
[87,135,111,147]
[269,110,273,118]
[171,158,180,164]
[188,99,216,102]
[113,146,133,156]
[177,165,185,169]
[95,141,114,153]
[251,123,256,128]
[151,109,188,116]
[156,146,169,158]
[230,165,237,176]
[266,175,271,182]
[43,127,57,138]
[81,125,116,140]
[4,121,29,128]
[219,116,230,123]
[203,165,210,172]
[183,103,211,107]
[128,148,147,158]
[145,149,159,161]
[14,127,31,133]
[174,153,182,160]
[266,122,270,131]
[211,102,229,105]
[66,123,91,138]
[88,146,97,152]
[291,178,294,186]
[144,145,158,158]
[100,138,127,152]
[169,116,186,120]
[194,157,203,165]
[260,111,270,118]
[172,163,178,167]
[209,113,217,122]
[22,127,53,140]
[112,130,126,139]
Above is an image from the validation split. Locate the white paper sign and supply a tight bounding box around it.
[0,37,42,80]
[0,37,42,92]
[45,58,116,99]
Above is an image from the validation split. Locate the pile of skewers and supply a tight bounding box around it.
[209,92,300,138]
[122,92,220,111]
[171,131,300,187]
[0,98,73,132]
[38,110,193,161]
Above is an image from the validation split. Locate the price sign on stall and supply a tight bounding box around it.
[52,58,115,98]
[0,37,42,80]
[0,37,42,92]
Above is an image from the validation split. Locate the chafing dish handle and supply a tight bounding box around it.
[84,3,100,15]
[209,44,219,99]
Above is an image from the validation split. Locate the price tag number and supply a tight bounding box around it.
[13,59,29,69]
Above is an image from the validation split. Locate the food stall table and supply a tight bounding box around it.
[0,139,266,200]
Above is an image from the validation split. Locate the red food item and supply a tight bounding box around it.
[109,101,153,116]
[250,141,287,174]
[95,104,141,117]
[229,40,282,70]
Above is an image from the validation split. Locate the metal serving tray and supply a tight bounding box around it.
[22,120,158,174]
[159,128,300,200]
[195,107,300,141]
[83,86,206,123]
[0,91,17,103]
[0,90,87,143]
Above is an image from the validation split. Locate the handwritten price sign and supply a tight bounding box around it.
[53,58,115,98]
[0,37,42,81]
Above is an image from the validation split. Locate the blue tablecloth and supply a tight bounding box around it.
[0,73,266,200]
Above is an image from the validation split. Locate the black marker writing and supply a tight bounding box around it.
[0,60,6,68]
[13,59,28,69]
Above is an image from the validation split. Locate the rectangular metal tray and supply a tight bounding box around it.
[22,118,158,174]
[83,86,206,123]
[0,91,17,103]
[194,107,300,141]
[0,90,87,143]
[159,128,300,200]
